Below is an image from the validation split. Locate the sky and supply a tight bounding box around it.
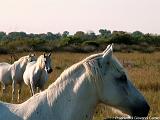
[0,0,160,34]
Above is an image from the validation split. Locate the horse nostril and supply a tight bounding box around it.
[132,102,150,117]
[47,69,53,73]
[144,102,150,116]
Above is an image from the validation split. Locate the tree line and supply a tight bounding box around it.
[0,29,159,53]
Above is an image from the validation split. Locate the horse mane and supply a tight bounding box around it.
[12,55,29,65]
[82,53,104,94]
[46,52,104,107]
[47,53,103,93]
[46,50,127,109]
[36,55,45,69]
[47,51,125,99]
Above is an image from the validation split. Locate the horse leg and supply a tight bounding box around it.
[12,80,16,101]
[39,86,44,92]
[1,84,6,98]
[17,83,22,102]
[0,84,6,101]
[37,87,40,93]
[30,83,35,96]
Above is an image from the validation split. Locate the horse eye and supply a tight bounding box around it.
[106,62,110,65]
[97,60,102,68]
[117,75,127,83]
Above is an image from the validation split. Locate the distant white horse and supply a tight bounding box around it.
[0,54,36,101]
[23,53,52,96]
[0,45,149,120]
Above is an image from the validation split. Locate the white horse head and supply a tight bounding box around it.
[28,53,36,62]
[83,44,150,117]
[36,53,53,73]
[17,53,36,66]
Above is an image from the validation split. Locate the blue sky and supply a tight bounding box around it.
[0,0,160,34]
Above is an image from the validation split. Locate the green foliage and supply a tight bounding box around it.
[59,37,72,46]
[0,29,159,53]
[110,31,134,44]
[0,32,6,40]
[99,29,111,38]
[82,41,99,47]
[62,31,69,38]
[74,31,85,38]
[59,36,84,46]
[132,31,143,37]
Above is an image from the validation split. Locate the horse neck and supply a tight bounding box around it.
[12,57,28,71]
[36,56,45,70]
[47,63,98,120]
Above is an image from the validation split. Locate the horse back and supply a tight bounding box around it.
[0,63,12,84]
[0,102,22,120]
[23,62,37,85]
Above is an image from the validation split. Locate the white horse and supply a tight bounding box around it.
[0,54,36,101]
[23,53,53,96]
[0,45,149,120]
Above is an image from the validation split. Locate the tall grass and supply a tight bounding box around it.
[0,52,159,119]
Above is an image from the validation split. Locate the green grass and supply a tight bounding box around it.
[0,52,159,119]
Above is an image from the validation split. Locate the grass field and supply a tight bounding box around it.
[0,51,159,119]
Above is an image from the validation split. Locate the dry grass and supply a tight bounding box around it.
[0,52,159,119]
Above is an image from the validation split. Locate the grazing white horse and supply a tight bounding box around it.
[23,53,53,96]
[0,45,149,120]
[0,54,36,101]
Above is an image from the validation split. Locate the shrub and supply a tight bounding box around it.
[0,47,10,54]
[82,41,99,47]
[139,47,155,53]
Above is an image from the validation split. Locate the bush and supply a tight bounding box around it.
[82,41,99,47]
[139,47,155,53]
[110,32,135,44]
[0,47,10,54]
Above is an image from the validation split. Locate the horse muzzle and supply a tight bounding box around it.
[131,101,150,117]
[47,68,53,73]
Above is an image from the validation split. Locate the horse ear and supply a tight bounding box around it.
[102,44,111,54]
[102,44,113,61]
[48,53,51,57]
[29,53,31,57]
[32,53,35,56]
[43,53,46,57]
